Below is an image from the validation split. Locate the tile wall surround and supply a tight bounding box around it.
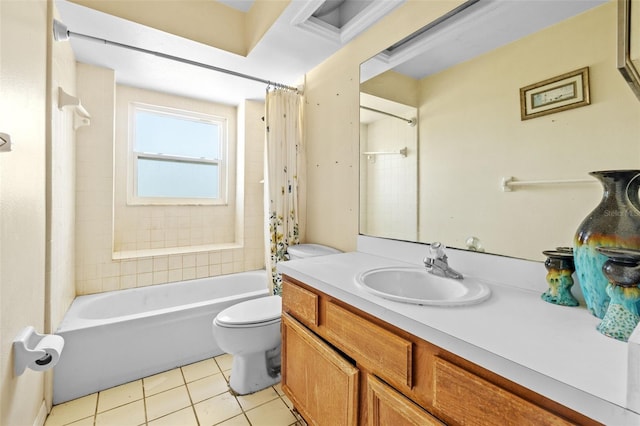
[75,63,265,295]
[360,114,417,240]
[113,86,240,254]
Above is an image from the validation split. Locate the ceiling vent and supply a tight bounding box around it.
[290,0,404,45]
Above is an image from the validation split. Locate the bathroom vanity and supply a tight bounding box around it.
[277,237,640,425]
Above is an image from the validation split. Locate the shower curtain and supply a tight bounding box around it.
[264,87,305,295]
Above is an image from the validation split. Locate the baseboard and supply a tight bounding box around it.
[33,401,47,426]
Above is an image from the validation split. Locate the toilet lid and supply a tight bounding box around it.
[216,296,282,327]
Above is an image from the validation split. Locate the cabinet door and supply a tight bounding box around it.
[367,374,443,426]
[281,313,359,425]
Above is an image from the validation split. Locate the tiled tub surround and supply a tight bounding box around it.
[53,270,270,404]
[277,236,640,425]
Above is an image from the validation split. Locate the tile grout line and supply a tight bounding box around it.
[179,363,201,426]
[93,391,99,426]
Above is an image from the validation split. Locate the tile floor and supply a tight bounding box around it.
[44,354,303,426]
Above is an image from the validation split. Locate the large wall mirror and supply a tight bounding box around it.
[618,0,640,99]
[360,0,640,261]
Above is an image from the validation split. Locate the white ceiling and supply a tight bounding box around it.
[217,0,255,13]
[361,0,607,82]
[55,0,608,107]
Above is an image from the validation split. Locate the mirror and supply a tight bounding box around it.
[360,0,640,261]
[618,0,640,100]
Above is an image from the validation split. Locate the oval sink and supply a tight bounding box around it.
[355,266,491,306]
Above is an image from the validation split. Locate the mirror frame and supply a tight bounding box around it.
[618,0,640,100]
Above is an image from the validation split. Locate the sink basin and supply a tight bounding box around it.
[355,266,491,306]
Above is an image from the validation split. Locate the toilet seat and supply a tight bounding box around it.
[215,296,282,328]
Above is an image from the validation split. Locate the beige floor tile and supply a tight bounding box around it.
[45,393,97,426]
[221,369,232,382]
[214,353,233,371]
[66,417,95,426]
[280,394,294,409]
[143,368,185,396]
[98,380,143,413]
[273,382,284,396]
[95,400,146,426]
[186,372,229,403]
[236,386,279,411]
[194,392,242,425]
[181,358,220,383]
[245,398,297,426]
[217,413,251,426]
[147,407,198,426]
[146,385,192,421]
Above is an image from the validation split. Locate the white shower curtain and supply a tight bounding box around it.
[264,87,305,295]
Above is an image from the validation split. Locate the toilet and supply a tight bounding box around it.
[287,243,342,260]
[212,243,341,395]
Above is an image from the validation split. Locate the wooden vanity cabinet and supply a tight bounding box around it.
[281,275,600,426]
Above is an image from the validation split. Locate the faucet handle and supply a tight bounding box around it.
[428,242,446,259]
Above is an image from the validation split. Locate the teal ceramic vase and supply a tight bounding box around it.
[573,170,640,319]
[541,250,579,306]
[595,247,640,342]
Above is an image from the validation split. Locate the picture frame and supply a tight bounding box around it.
[519,67,590,120]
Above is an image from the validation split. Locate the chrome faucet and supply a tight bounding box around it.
[423,242,463,279]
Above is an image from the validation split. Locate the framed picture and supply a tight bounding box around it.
[519,67,590,120]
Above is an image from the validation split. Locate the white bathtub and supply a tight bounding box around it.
[53,270,270,404]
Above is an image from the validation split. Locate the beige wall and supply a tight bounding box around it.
[360,70,419,107]
[305,0,640,258]
[303,0,466,252]
[75,64,265,295]
[47,4,79,409]
[68,0,290,57]
[0,1,49,425]
[49,6,77,339]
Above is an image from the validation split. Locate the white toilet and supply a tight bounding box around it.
[287,243,341,260]
[212,244,341,395]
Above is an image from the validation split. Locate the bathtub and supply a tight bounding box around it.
[53,270,270,404]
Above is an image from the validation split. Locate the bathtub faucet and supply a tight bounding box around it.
[424,242,463,279]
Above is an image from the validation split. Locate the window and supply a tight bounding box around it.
[128,103,227,205]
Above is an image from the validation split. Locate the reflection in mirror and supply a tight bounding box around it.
[359,94,418,241]
[360,0,640,261]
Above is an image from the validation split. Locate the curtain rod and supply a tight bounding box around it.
[52,19,299,92]
[359,105,416,126]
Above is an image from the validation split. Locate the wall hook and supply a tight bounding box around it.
[58,87,91,129]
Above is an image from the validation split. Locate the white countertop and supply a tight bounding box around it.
[277,241,640,425]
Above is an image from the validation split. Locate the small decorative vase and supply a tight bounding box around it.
[541,249,578,306]
[573,170,640,319]
[595,247,640,342]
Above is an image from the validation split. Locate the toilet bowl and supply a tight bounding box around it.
[212,244,341,395]
[212,295,282,395]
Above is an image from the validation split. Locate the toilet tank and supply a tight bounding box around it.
[287,243,341,260]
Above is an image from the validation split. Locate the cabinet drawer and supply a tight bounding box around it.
[282,279,318,327]
[367,374,443,426]
[325,301,412,388]
[433,357,574,426]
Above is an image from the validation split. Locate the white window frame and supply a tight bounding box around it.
[127,102,228,206]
